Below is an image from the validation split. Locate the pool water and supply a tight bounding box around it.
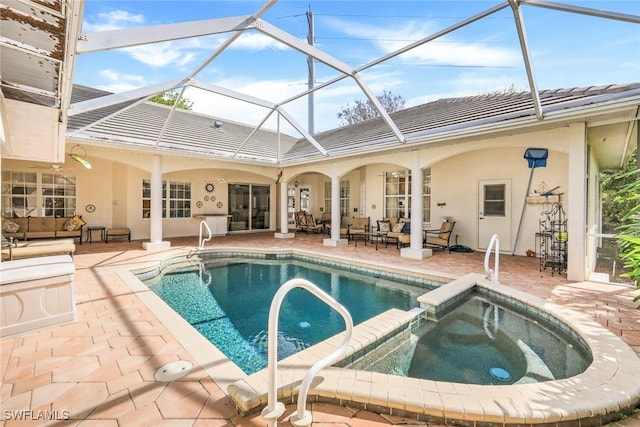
[357,295,592,384]
[148,259,424,374]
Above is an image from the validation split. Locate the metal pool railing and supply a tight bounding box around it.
[261,278,353,427]
[484,233,500,284]
[198,220,212,249]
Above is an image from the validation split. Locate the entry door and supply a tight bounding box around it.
[478,179,511,251]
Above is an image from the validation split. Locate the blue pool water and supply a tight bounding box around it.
[147,258,425,374]
[350,294,592,385]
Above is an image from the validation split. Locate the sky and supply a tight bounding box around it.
[75,0,640,136]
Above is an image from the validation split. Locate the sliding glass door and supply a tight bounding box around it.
[228,183,270,231]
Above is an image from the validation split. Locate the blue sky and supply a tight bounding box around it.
[75,0,640,135]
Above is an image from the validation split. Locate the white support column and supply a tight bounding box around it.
[275,181,294,239]
[567,123,587,281]
[401,154,432,259]
[324,166,347,247]
[143,155,171,251]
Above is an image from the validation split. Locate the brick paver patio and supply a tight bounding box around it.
[2,232,639,426]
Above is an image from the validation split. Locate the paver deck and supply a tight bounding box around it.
[2,232,639,426]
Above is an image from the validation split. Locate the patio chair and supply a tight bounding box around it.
[324,216,350,238]
[348,217,369,239]
[294,212,308,232]
[424,221,455,251]
[1,236,76,261]
[303,213,325,234]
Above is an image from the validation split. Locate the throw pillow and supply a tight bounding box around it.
[391,222,404,233]
[2,220,20,233]
[72,215,86,230]
[64,218,79,231]
[377,220,390,233]
[402,222,411,234]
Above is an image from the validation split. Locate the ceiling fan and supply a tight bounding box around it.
[28,163,69,172]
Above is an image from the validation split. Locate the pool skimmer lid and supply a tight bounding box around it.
[155,360,193,382]
[490,367,511,381]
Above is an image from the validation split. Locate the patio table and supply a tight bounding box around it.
[352,231,388,250]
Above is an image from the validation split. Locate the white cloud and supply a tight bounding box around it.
[95,69,147,93]
[122,40,202,68]
[326,17,520,68]
[231,32,290,51]
[82,10,145,32]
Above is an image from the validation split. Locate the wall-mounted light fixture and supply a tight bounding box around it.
[69,144,92,169]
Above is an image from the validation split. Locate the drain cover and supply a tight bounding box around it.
[155,360,194,382]
[490,367,511,381]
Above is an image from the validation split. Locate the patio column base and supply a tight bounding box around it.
[274,232,295,239]
[323,238,348,247]
[142,241,171,251]
[400,247,432,259]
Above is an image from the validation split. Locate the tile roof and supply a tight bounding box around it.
[286,83,640,161]
[68,83,640,165]
[67,85,298,163]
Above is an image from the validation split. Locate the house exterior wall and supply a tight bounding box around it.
[2,121,595,280]
[430,146,569,254]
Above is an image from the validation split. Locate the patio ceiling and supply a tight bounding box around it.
[2,0,639,167]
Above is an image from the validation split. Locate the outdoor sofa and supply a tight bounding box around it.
[1,216,85,244]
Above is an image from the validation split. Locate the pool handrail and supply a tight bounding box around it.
[261,278,353,427]
[198,220,212,249]
[484,233,500,283]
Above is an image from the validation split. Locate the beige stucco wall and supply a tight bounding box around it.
[431,147,568,253]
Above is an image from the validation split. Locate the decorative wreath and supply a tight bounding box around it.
[204,182,215,193]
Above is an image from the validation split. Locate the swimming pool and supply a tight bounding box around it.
[144,257,427,374]
[125,249,640,426]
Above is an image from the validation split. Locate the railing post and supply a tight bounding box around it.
[198,220,212,249]
[484,233,500,283]
[261,278,353,427]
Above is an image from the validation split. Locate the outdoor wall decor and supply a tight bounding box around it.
[217,201,223,208]
[204,182,215,193]
[196,201,203,208]
[85,204,96,213]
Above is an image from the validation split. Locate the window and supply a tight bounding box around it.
[423,168,431,222]
[168,181,191,218]
[323,182,331,213]
[383,168,431,221]
[42,173,77,217]
[322,180,350,216]
[1,171,76,218]
[483,184,506,216]
[340,180,350,217]
[384,170,410,218]
[142,179,190,218]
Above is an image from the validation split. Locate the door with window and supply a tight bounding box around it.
[478,179,511,251]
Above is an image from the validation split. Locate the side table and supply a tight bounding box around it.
[86,226,106,243]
